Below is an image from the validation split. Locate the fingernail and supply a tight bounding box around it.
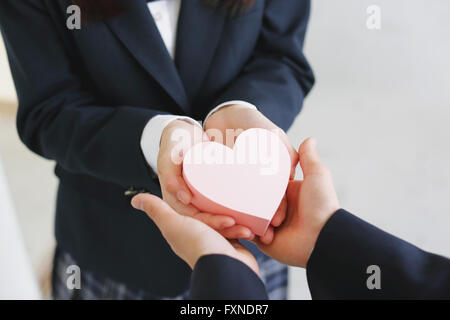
[221,219,235,229]
[242,229,252,239]
[177,190,190,205]
[131,197,142,211]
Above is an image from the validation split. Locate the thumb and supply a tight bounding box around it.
[131,193,183,232]
[299,138,326,177]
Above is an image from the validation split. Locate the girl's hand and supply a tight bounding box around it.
[157,119,254,239]
[131,193,259,275]
[204,105,298,178]
[204,105,297,241]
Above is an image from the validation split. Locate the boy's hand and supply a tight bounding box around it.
[257,138,340,268]
[131,194,259,275]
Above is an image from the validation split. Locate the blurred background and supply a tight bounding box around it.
[1,0,449,299]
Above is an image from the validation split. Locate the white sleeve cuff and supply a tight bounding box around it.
[203,100,258,129]
[141,115,201,174]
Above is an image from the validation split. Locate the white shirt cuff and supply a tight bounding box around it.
[141,114,201,174]
[203,100,258,129]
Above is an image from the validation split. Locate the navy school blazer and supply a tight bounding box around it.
[0,0,314,296]
[190,210,450,299]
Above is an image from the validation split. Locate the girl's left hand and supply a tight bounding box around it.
[204,104,297,244]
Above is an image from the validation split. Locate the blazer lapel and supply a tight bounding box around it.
[105,0,190,112]
[175,0,226,102]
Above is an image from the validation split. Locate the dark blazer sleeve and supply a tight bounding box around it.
[190,254,268,300]
[0,0,164,188]
[307,209,450,299]
[211,0,315,130]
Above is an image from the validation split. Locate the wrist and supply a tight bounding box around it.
[205,104,260,130]
[161,119,194,144]
[303,209,339,267]
[159,119,206,172]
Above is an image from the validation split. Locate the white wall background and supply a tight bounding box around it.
[0,37,16,102]
[0,0,449,299]
[288,0,450,299]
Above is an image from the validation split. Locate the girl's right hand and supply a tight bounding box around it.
[157,119,255,239]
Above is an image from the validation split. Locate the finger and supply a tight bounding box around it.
[193,212,235,230]
[272,128,298,179]
[259,226,274,245]
[289,149,299,180]
[164,194,199,217]
[271,195,287,227]
[283,140,298,180]
[163,175,193,206]
[131,193,183,232]
[158,157,193,206]
[220,225,255,240]
[286,180,302,200]
[298,137,327,177]
[158,124,206,205]
[167,121,206,153]
[284,180,302,226]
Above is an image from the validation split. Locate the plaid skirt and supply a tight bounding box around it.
[52,247,288,300]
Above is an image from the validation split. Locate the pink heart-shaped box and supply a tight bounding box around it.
[182,128,291,236]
